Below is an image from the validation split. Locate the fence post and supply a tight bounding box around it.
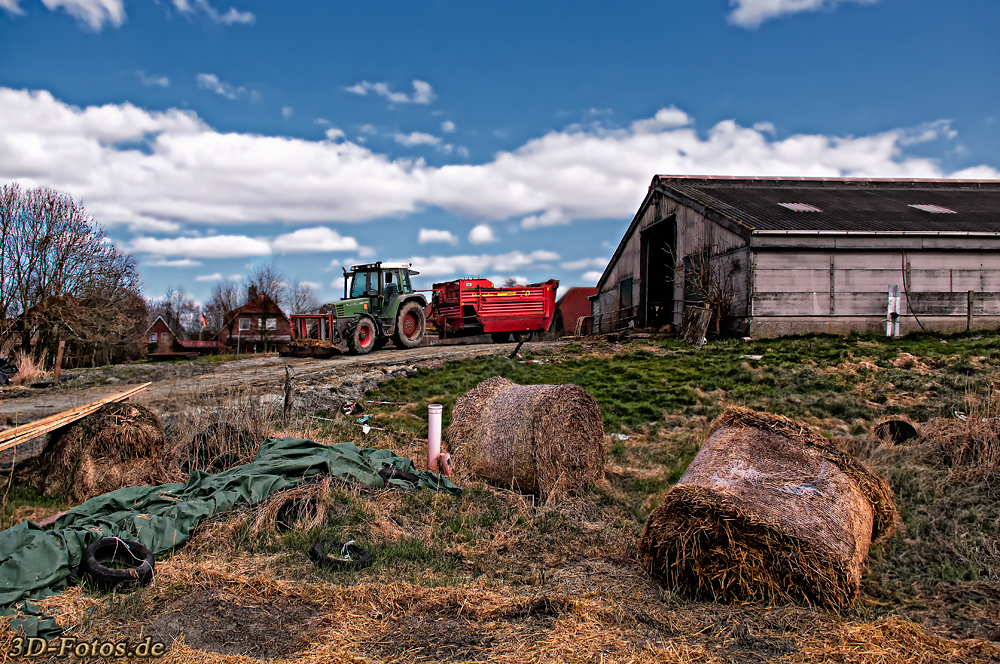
[53,340,65,386]
[967,290,975,331]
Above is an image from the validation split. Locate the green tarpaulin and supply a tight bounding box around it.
[0,437,460,638]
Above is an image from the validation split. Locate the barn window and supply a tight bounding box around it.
[239,317,250,331]
[266,318,277,331]
[149,333,157,343]
[909,204,956,214]
[778,202,822,212]
[619,278,633,311]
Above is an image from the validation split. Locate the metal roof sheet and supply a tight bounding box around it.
[653,177,1000,233]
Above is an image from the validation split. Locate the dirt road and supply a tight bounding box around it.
[0,339,565,423]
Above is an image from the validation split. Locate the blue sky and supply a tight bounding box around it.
[1,0,998,305]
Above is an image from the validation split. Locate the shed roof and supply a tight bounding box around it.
[653,176,1000,234]
[556,287,597,328]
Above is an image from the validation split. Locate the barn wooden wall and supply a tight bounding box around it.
[595,192,748,331]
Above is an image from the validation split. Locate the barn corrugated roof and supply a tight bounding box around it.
[653,176,1000,233]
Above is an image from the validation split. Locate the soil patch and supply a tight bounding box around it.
[366,596,561,663]
[148,589,320,659]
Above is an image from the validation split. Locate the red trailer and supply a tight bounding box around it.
[431,278,559,342]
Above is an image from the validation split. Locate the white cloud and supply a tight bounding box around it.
[1,87,995,238]
[394,132,440,147]
[395,250,561,277]
[631,107,692,132]
[314,118,330,126]
[282,106,293,119]
[753,121,775,134]
[441,120,456,133]
[195,272,223,282]
[728,0,877,29]
[145,258,202,267]
[271,227,361,254]
[581,271,604,283]
[418,228,458,245]
[520,209,568,229]
[489,275,528,286]
[561,257,609,271]
[468,224,496,245]
[173,0,254,25]
[15,0,127,30]
[131,235,272,258]
[137,71,170,88]
[196,73,246,100]
[345,80,435,105]
[359,124,377,135]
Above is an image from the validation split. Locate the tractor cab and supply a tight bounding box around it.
[343,262,418,317]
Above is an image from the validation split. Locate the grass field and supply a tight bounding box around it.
[2,332,999,663]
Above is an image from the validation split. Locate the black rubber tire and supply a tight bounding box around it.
[393,301,426,349]
[346,316,377,355]
[275,497,319,532]
[80,537,155,591]
[309,542,373,570]
[512,331,534,343]
[490,332,512,344]
[378,466,420,486]
[873,420,919,445]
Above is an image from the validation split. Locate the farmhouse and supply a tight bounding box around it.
[216,292,292,353]
[592,176,1000,338]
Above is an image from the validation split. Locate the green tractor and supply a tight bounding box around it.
[286,262,427,356]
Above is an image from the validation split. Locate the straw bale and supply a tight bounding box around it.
[447,376,605,498]
[639,407,897,608]
[17,402,176,502]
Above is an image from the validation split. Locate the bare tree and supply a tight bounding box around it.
[148,287,200,338]
[0,183,144,365]
[206,279,243,338]
[289,280,320,314]
[503,277,518,287]
[243,263,288,350]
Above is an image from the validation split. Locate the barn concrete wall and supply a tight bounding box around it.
[750,247,1000,338]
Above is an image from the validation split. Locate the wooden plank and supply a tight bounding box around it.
[753,292,831,316]
[833,292,887,316]
[754,269,829,292]
[0,383,151,453]
[835,269,902,293]
[754,252,831,271]
[827,252,904,270]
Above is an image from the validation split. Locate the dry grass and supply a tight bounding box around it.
[10,351,48,387]
[15,402,176,502]
[3,339,1000,662]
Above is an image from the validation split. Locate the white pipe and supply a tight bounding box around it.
[427,404,443,472]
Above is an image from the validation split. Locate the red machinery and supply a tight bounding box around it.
[431,278,559,342]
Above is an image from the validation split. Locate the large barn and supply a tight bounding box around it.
[592,176,1000,338]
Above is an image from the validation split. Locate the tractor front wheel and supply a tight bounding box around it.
[393,302,426,349]
[347,316,377,355]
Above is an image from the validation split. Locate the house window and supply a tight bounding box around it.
[149,333,157,343]
[266,318,277,331]
[619,278,633,311]
[239,317,250,331]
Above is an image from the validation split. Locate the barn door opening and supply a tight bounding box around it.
[640,216,676,328]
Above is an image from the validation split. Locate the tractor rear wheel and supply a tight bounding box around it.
[393,302,426,349]
[347,316,377,355]
[490,333,512,343]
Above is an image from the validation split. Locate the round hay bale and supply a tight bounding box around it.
[446,376,605,497]
[18,402,173,503]
[638,407,897,608]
